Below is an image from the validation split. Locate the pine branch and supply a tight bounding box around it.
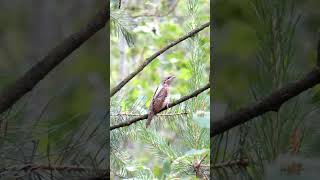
[110,22,210,97]
[110,83,210,130]
[0,5,109,115]
[211,38,320,137]
[1,164,108,177]
[211,68,320,137]
[193,154,209,179]
[11,164,107,173]
[111,112,188,117]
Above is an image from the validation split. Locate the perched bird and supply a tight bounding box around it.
[146,75,175,128]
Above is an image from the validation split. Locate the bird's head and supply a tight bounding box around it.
[162,75,175,85]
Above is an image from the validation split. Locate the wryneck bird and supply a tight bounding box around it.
[146,75,175,128]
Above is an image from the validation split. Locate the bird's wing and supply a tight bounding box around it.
[152,87,167,113]
[148,85,159,111]
[152,85,160,101]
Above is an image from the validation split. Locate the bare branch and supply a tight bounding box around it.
[211,68,320,137]
[110,83,210,130]
[110,22,210,97]
[0,6,109,115]
[111,112,188,117]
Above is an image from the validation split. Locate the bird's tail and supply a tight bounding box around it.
[146,111,154,128]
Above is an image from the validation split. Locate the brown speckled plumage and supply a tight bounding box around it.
[146,76,175,128]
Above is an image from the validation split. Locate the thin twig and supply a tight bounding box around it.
[317,31,320,66]
[199,154,208,164]
[110,83,210,130]
[118,0,121,9]
[193,154,209,180]
[111,112,188,117]
[0,5,109,115]
[2,164,107,174]
[110,22,210,97]
[212,38,320,137]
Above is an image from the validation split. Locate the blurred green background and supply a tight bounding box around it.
[110,0,210,108]
[110,0,210,179]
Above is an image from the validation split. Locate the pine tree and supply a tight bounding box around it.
[110,0,210,179]
[211,0,320,179]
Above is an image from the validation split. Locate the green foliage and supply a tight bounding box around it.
[110,9,135,47]
[246,2,316,178]
[110,0,209,178]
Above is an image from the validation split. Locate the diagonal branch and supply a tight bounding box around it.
[110,83,210,130]
[211,68,320,137]
[0,5,109,115]
[110,22,210,97]
[211,39,320,137]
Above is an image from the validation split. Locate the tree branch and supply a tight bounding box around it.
[118,0,122,9]
[211,38,320,137]
[0,6,109,115]
[23,164,106,173]
[318,33,320,66]
[110,22,210,97]
[111,112,188,117]
[211,69,320,137]
[110,83,210,130]
[1,164,108,177]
